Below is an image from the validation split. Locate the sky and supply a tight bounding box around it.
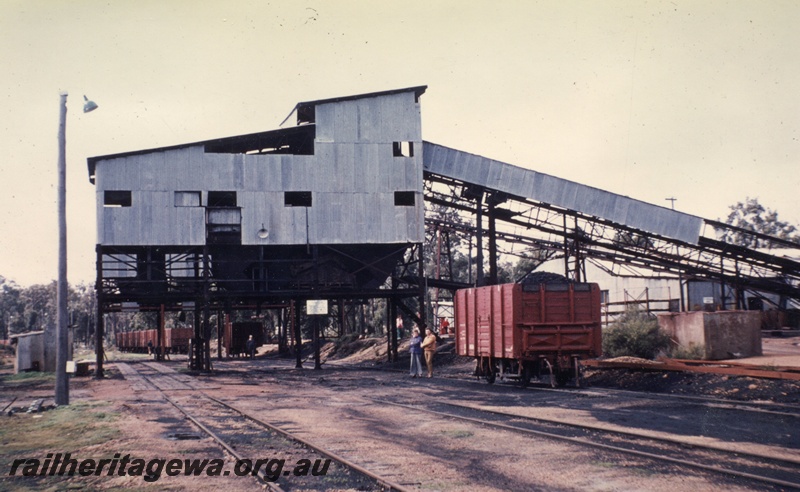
[1,0,799,287]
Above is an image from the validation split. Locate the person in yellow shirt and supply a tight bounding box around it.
[420,328,437,378]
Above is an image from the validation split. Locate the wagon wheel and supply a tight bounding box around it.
[555,368,571,387]
[473,360,482,380]
[543,359,558,388]
[480,358,496,384]
[518,365,531,389]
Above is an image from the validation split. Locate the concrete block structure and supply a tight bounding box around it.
[658,311,762,360]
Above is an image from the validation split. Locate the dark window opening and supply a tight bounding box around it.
[206,227,242,245]
[104,190,132,207]
[392,141,414,157]
[206,207,241,245]
[204,125,315,155]
[174,191,201,207]
[394,191,416,207]
[285,191,312,207]
[297,106,316,125]
[208,191,237,207]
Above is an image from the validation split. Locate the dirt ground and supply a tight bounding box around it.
[347,333,800,404]
[1,333,798,491]
[582,334,800,403]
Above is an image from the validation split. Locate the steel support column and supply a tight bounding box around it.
[192,304,202,370]
[95,245,104,379]
[294,300,303,369]
[488,201,498,286]
[476,198,484,286]
[217,311,223,360]
[386,298,392,361]
[390,277,399,362]
[418,249,427,329]
[157,304,165,361]
[313,316,321,370]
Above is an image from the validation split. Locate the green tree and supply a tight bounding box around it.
[722,197,800,248]
[19,283,56,333]
[602,308,672,360]
[70,282,96,347]
[0,278,99,345]
[0,276,24,339]
[502,247,559,283]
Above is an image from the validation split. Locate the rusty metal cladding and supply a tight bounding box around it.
[422,142,703,245]
[455,282,602,361]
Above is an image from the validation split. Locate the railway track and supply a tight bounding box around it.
[447,371,800,418]
[115,357,800,489]
[550,385,800,419]
[372,397,800,490]
[118,361,408,491]
[326,358,800,420]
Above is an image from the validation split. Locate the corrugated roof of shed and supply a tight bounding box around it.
[292,85,427,124]
[87,85,427,183]
[86,124,314,183]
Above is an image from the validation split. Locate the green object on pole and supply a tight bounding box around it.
[83,95,98,113]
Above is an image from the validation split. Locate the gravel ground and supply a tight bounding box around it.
[582,366,800,403]
[348,334,800,404]
[1,335,797,491]
[582,334,800,404]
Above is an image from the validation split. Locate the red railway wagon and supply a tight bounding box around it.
[144,329,157,349]
[455,281,602,387]
[165,327,192,353]
[117,332,129,351]
[223,321,264,357]
[117,328,192,354]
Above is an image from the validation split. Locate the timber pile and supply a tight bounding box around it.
[583,357,800,381]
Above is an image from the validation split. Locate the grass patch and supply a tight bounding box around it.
[0,400,119,455]
[75,346,153,362]
[671,344,705,360]
[3,371,56,387]
[104,351,152,362]
[440,429,474,439]
[0,400,122,490]
[111,353,152,361]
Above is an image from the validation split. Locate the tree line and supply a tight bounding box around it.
[0,278,96,344]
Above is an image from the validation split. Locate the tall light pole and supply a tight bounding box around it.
[56,91,98,406]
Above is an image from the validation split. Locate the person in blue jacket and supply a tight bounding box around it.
[408,328,423,378]
[246,335,256,359]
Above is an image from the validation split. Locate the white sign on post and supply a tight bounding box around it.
[306,300,328,315]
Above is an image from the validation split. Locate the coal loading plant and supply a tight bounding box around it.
[86,86,800,377]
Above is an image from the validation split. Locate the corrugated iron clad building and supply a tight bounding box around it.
[89,86,427,297]
[89,86,428,371]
